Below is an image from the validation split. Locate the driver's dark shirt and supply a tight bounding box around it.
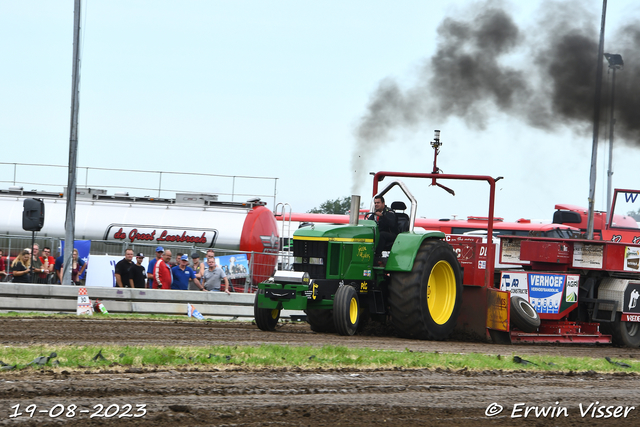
[377,206,399,234]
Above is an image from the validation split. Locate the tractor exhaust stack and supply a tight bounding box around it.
[349,195,360,226]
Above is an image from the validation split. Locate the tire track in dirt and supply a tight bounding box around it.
[1,317,639,426]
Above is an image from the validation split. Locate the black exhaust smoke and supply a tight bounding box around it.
[351,0,640,192]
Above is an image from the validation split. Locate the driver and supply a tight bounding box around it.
[373,195,399,260]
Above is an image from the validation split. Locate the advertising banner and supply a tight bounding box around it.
[60,240,91,280]
[213,254,249,280]
[624,247,640,272]
[623,282,640,313]
[572,243,604,269]
[500,272,529,299]
[84,255,149,288]
[565,275,579,303]
[528,273,565,314]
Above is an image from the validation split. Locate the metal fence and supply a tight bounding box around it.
[0,282,304,319]
[1,235,295,293]
[0,162,279,209]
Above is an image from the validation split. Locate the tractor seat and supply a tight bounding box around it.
[391,201,410,233]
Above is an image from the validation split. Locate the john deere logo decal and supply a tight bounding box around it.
[357,245,371,262]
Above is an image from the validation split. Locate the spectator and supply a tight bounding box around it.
[147,246,164,288]
[53,253,64,284]
[30,244,42,283]
[29,243,51,284]
[172,254,204,291]
[202,253,230,294]
[189,252,205,290]
[131,253,147,289]
[39,247,55,283]
[114,249,135,288]
[205,249,215,270]
[0,249,7,280]
[173,253,183,268]
[10,250,32,283]
[71,248,86,285]
[153,249,172,289]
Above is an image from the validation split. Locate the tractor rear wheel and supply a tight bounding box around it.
[601,313,640,348]
[334,285,360,336]
[254,289,281,331]
[305,309,336,333]
[389,239,463,340]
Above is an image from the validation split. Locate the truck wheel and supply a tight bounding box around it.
[389,239,462,340]
[306,309,336,333]
[254,289,280,331]
[510,297,540,333]
[334,285,360,336]
[601,313,640,348]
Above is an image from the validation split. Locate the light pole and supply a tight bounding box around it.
[586,0,607,240]
[604,53,623,225]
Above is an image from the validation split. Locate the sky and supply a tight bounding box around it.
[1,0,639,223]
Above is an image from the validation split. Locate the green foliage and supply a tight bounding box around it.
[627,209,640,221]
[308,196,353,214]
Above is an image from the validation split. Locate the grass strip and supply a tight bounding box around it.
[0,344,638,374]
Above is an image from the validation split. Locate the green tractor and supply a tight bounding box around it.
[254,179,465,340]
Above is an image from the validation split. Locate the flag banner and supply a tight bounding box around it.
[187,303,204,320]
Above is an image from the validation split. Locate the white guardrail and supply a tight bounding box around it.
[0,283,304,319]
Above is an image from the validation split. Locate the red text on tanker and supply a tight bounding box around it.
[157,230,207,244]
[111,228,207,244]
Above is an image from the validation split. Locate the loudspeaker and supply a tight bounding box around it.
[22,198,45,232]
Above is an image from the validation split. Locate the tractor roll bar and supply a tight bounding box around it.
[372,171,501,288]
[371,180,418,233]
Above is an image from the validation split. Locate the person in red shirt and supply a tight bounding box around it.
[0,249,7,280]
[38,246,56,283]
[153,249,173,289]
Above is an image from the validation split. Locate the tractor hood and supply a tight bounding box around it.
[292,221,377,243]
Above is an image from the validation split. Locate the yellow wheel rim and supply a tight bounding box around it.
[270,309,279,320]
[349,297,358,324]
[426,260,456,325]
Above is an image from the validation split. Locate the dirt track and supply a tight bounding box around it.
[1,318,640,426]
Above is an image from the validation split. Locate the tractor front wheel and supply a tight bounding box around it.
[334,285,360,336]
[254,289,281,331]
[389,239,463,340]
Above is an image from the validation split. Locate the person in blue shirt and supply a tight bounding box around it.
[53,254,64,283]
[171,254,204,291]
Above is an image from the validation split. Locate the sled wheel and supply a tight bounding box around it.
[601,313,640,348]
[510,297,540,333]
[254,289,280,331]
[306,308,336,333]
[389,239,463,340]
[334,285,360,336]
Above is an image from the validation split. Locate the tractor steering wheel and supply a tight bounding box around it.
[364,212,376,221]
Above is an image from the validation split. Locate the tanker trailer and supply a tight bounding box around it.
[0,187,280,283]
